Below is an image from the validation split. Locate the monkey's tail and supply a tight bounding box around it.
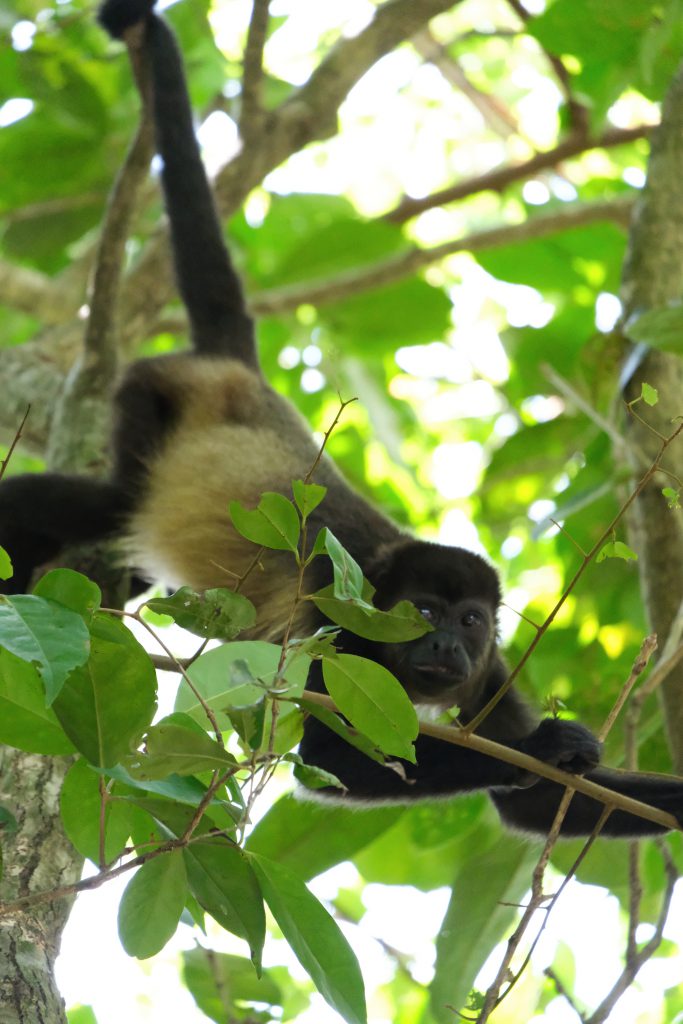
[98,0,258,366]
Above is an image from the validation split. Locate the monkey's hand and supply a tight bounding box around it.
[519,718,602,776]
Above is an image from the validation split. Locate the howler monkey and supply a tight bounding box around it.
[0,0,681,837]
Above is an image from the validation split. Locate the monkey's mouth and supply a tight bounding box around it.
[412,664,463,687]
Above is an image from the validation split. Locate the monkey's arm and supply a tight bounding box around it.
[299,660,600,802]
[492,768,683,836]
[0,475,129,593]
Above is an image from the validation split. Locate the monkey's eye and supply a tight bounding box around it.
[461,611,483,628]
[418,604,437,622]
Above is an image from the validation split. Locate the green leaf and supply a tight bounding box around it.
[246,794,402,880]
[146,587,256,641]
[296,698,385,763]
[127,722,237,779]
[184,839,265,969]
[66,1007,98,1024]
[0,648,76,755]
[230,492,300,552]
[0,546,12,582]
[175,641,308,728]
[101,764,229,808]
[596,540,638,563]
[0,594,90,704]
[292,479,326,520]
[52,613,157,767]
[249,853,367,1024]
[118,851,187,959]
[324,529,365,600]
[227,698,266,750]
[182,949,284,1022]
[322,653,418,761]
[284,752,347,792]
[312,584,432,641]
[430,840,537,1020]
[640,382,659,406]
[663,487,682,510]
[60,758,136,864]
[625,305,683,352]
[32,569,101,620]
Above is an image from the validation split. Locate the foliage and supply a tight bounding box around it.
[1,0,683,1022]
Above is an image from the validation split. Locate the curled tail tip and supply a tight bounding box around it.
[98,0,156,38]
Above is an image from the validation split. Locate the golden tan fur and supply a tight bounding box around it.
[122,356,344,641]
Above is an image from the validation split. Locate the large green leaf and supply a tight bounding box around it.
[127,721,237,780]
[249,853,367,1024]
[312,584,432,641]
[322,653,418,761]
[230,492,300,553]
[0,594,90,704]
[0,647,76,755]
[60,758,137,864]
[430,838,538,1020]
[118,852,188,959]
[175,641,308,727]
[53,613,156,767]
[246,793,403,879]
[184,839,265,968]
[33,569,101,620]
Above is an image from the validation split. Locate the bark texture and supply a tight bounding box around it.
[0,751,81,1024]
[620,61,683,770]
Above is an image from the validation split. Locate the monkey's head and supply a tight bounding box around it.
[366,540,501,710]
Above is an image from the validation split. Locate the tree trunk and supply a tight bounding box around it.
[0,749,82,1024]
[620,61,683,770]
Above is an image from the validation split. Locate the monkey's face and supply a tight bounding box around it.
[377,596,497,709]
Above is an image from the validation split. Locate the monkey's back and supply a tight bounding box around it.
[119,354,394,641]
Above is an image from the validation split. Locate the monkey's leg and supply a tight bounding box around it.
[0,474,129,593]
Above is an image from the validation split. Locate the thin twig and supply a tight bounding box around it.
[465,420,683,735]
[541,363,652,473]
[473,633,656,1020]
[0,406,30,482]
[385,127,647,223]
[597,634,658,742]
[544,967,587,1022]
[83,23,154,377]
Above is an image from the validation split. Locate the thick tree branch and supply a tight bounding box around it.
[0,259,80,323]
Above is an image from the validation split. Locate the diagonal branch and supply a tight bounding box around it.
[385,125,650,223]
[253,196,633,314]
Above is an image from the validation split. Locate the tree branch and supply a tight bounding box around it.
[251,197,633,315]
[239,0,271,144]
[297,689,679,831]
[385,125,650,223]
[412,27,519,137]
